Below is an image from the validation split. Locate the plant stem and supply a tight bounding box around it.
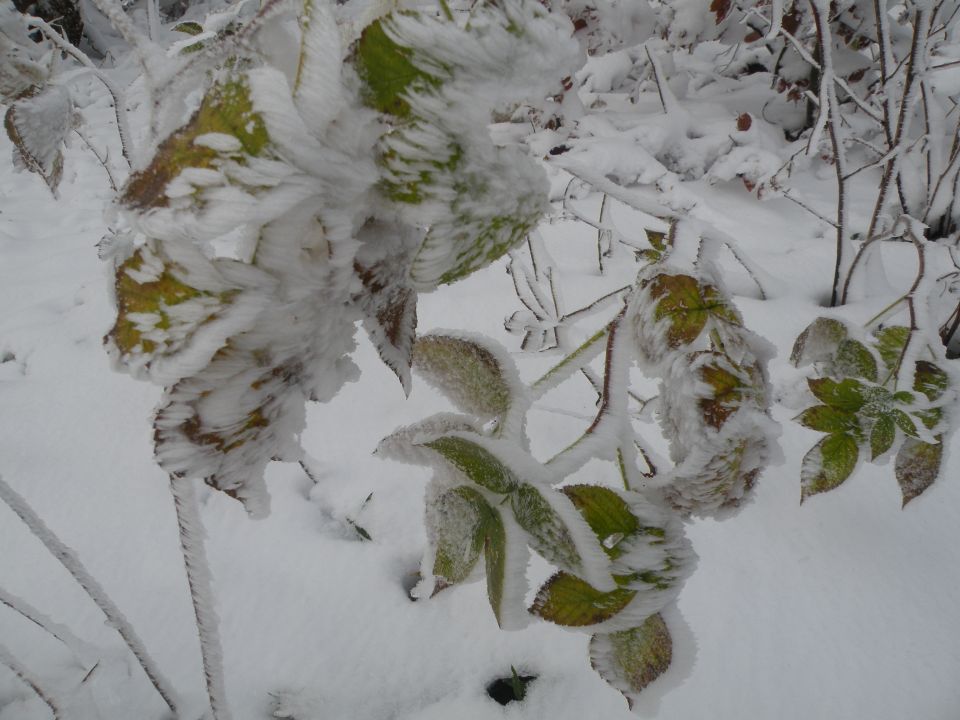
[0,477,179,715]
[169,475,233,720]
[0,641,62,719]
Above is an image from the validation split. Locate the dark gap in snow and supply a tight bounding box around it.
[486,670,536,705]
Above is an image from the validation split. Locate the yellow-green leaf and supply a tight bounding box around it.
[484,506,507,626]
[800,432,859,502]
[431,486,492,593]
[646,274,742,348]
[874,325,909,373]
[834,339,878,381]
[795,404,859,435]
[123,78,268,209]
[423,436,519,493]
[870,415,895,460]
[807,378,865,412]
[562,485,645,560]
[790,317,847,367]
[511,484,581,572]
[530,572,636,627]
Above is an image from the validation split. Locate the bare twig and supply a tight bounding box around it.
[0,476,180,717]
[0,642,62,719]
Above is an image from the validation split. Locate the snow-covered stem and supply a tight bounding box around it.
[0,586,94,664]
[169,475,232,720]
[865,4,932,242]
[0,476,179,717]
[74,128,119,191]
[29,18,133,166]
[0,641,62,719]
[809,0,851,307]
[85,0,158,80]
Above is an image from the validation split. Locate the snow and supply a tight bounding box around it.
[3,5,960,720]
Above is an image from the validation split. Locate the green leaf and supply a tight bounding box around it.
[869,415,895,460]
[354,18,439,118]
[173,21,203,35]
[874,326,909,373]
[646,274,742,348]
[123,78,269,209]
[431,486,492,593]
[891,409,918,438]
[895,436,943,507]
[530,572,636,627]
[800,432,859,502]
[412,334,514,420]
[790,317,847,367]
[590,614,672,695]
[562,485,645,560]
[511,484,581,572]
[484,505,508,626]
[807,378,865,412]
[913,361,949,401]
[423,436,519,493]
[834,339,878,381]
[795,404,859,434]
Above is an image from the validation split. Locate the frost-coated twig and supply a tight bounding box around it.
[866,4,932,242]
[29,18,133,166]
[0,586,94,664]
[169,475,233,720]
[0,641,62,719]
[809,0,852,307]
[0,476,180,716]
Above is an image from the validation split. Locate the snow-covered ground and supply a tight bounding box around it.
[2,46,960,720]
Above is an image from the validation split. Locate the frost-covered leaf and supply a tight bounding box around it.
[589,614,672,696]
[5,84,73,194]
[292,0,343,131]
[530,572,636,627]
[874,325,909,373]
[807,378,865,412]
[123,78,269,209]
[413,334,516,420]
[562,485,642,561]
[698,356,752,430]
[795,404,859,435]
[895,436,943,507]
[483,505,508,626]
[913,361,949,401]
[511,484,582,573]
[354,19,437,119]
[800,432,859,502]
[870,415,895,460]
[645,273,742,349]
[0,4,50,99]
[375,414,481,466]
[834,339,878,381]
[422,436,520,494]
[430,486,492,593]
[353,3,577,288]
[790,317,847,367]
[105,244,260,381]
[355,257,418,396]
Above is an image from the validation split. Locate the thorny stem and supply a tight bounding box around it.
[0,586,93,664]
[0,477,180,716]
[169,475,232,720]
[0,642,62,719]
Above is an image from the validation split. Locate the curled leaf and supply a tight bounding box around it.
[530,572,636,627]
[430,486,493,593]
[645,273,742,349]
[5,84,73,194]
[511,484,581,573]
[423,436,520,494]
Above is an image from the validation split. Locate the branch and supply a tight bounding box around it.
[0,642,62,719]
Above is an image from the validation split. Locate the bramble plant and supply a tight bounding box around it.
[1,0,958,716]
